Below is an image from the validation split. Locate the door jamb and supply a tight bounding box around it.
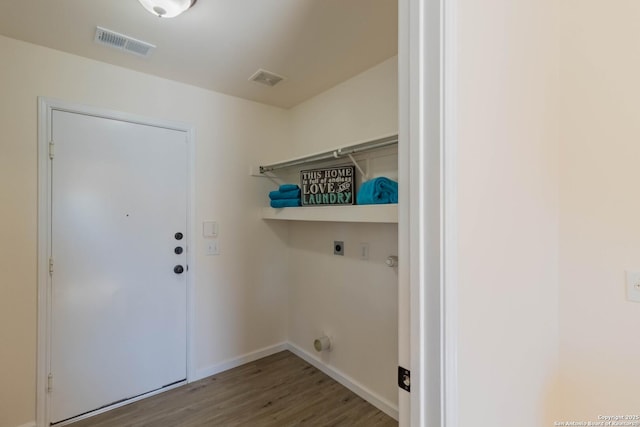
[36,97,196,427]
[400,0,458,425]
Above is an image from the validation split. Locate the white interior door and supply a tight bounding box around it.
[50,110,188,424]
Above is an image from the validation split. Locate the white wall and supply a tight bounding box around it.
[558,0,640,419]
[455,0,560,425]
[0,35,290,427]
[453,0,640,423]
[286,57,399,409]
[288,57,399,159]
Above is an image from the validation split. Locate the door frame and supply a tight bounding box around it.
[399,0,458,425]
[36,97,196,427]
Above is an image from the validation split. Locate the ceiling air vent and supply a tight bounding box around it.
[94,26,155,58]
[249,69,286,87]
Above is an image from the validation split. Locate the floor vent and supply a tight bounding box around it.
[249,69,286,87]
[94,26,156,58]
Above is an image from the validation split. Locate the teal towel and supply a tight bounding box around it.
[270,199,301,208]
[269,189,301,200]
[279,184,299,192]
[357,177,398,205]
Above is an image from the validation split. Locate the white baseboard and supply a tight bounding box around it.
[14,422,36,427]
[193,342,288,381]
[286,342,399,421]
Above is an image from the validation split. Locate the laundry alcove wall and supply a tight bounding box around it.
[258,56,400,415]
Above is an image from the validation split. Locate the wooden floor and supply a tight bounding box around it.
[67,350,397,427]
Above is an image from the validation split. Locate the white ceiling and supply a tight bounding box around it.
[0,0,398,108]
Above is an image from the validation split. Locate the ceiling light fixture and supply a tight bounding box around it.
[137,0,197,18]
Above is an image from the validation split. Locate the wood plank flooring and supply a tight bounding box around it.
[67,350,397,427]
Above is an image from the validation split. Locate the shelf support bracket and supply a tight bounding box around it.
[347,153,368,181]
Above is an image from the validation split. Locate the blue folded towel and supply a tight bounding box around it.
[269,189,301,200]
[357,177,399,205]
[279,184,299,192]
[270,199,301,208]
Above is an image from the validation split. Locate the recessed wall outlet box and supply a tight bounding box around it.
[334,241,344,256]
[206,239,219,256]
[359,243,369,260]
[625,270,640,303]
[249,165,262,176]
[203,221,218,238]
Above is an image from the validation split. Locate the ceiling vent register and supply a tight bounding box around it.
[249,69,287,87]
[94,26,156,57]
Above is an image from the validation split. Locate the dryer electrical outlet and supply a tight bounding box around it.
[334,241,344,256]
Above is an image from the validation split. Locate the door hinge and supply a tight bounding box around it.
[47,373,53,393]
[398,366,410,392]
[49,141,55,159]
[49,257,54,276]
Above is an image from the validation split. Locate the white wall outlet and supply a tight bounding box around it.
[206,239,219,256]
[359,243,369,260]
[625,270,640,303]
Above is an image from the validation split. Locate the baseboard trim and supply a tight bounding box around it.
[14,422,36,427]
[286,342,399,421]
[193,342,288,381]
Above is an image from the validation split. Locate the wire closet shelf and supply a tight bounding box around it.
[258,134,398,174]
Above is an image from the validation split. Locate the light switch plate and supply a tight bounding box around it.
[203,221,218,238]
[625,270,640,303]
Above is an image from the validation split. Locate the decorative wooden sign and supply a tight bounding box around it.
[300,165,355,206]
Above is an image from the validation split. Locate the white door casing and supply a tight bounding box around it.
[398,0,457,425]
[37,99,195,426]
